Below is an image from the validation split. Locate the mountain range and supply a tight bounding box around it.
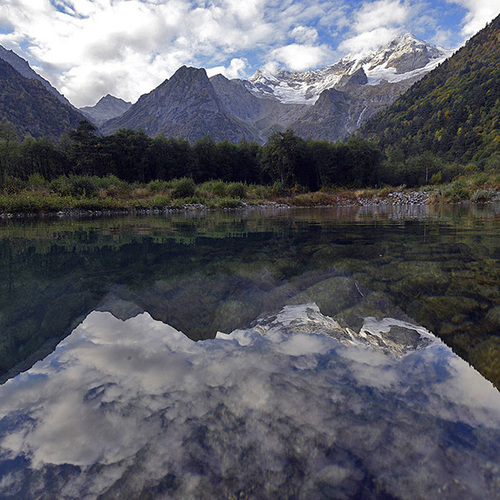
[0,34,450,144]
[100,33,451,143]
[3,25,497,155]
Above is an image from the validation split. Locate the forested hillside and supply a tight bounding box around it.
[0,59,84,140]
[362,14,500,169]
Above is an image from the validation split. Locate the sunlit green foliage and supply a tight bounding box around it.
[362,15,500,170]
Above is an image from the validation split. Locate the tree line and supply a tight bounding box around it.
[0,120,383,190]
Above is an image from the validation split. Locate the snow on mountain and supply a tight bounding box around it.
[247,34,452,105]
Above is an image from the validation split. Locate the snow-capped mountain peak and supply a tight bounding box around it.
[247,34,452,105]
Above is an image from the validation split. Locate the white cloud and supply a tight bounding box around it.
[0,0,499,107]
[0,0,285,106]
[206,57,248,79]
[339,0,413,54]
[268,43,333,72]
[430,28,455,48]
[353,0,411,33]
[290,26,318,44]
[340,27,402,54]
[447,0,500,37]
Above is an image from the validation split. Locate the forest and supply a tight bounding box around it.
[0,113,498,218]
[0,120,384,190]
[361,15,500,172]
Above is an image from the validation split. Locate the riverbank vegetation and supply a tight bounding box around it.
[1,172,499,215]
[0,120,498,214]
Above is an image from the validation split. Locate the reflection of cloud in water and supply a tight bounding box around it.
[0,306,500,498]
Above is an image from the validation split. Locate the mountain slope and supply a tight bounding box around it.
[0,58,85,140]
[101,66,258,143]
[361,15,500,165]
[99,34,451,144]
[80,94,132,126]
[0,45,74,108]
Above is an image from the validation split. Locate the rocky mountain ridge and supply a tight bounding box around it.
[0,57,85,140]
[245,33,451,104]
[100,34,451,143]
[101,66,258,142]
[0,44,74,108]
[80,94,132,126]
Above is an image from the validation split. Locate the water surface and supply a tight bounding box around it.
[0,204,499,498]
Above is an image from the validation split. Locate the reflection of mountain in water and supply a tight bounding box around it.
[0,205,499,390]
[1,209,499,498]
[97,272,428,358]
[0,303,499,499]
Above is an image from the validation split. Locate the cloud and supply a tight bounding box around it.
[268,43,333,72]
[339,0,413,54]
[0,0,499,107]
[352,0,411,33]
[206,58,248,79]
[290,26,319,44]
[0,0,284,106]
[340,27,402,54]
[447,0,500,37]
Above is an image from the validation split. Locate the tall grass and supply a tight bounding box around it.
[1,174,498,215]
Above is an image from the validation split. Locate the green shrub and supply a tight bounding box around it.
[50,176,72,196]
[247,184,271,199]
[171,177,196,198]
[147,179,170,193]
[471,188,499,202]
[27,173,48,190]
[443,178,468,200]
[2,176,25,194]
[73,177,97,197]
[149,194,172,208]
[226,182,246,198]
[429,172,442,184]
[271,181,286,196]
[204,180,227,197]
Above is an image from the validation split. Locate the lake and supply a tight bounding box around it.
[0,204,499,498]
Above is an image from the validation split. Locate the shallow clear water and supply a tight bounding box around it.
[0,204,499,498]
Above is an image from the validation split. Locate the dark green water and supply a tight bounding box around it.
[1,204,498,387]
[0,205,500,499]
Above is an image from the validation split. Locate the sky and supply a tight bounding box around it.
[0,0,499,108]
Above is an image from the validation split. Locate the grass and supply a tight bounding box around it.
[1,174,499,215]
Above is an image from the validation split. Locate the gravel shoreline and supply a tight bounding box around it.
[1,190,498,219]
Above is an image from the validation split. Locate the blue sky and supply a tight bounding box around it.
[0,0,499,107]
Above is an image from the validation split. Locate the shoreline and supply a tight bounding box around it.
[1,180,500,219]
[1,176,499,218]
[1,194,498,220]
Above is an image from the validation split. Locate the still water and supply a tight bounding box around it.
[0,204,499,498]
